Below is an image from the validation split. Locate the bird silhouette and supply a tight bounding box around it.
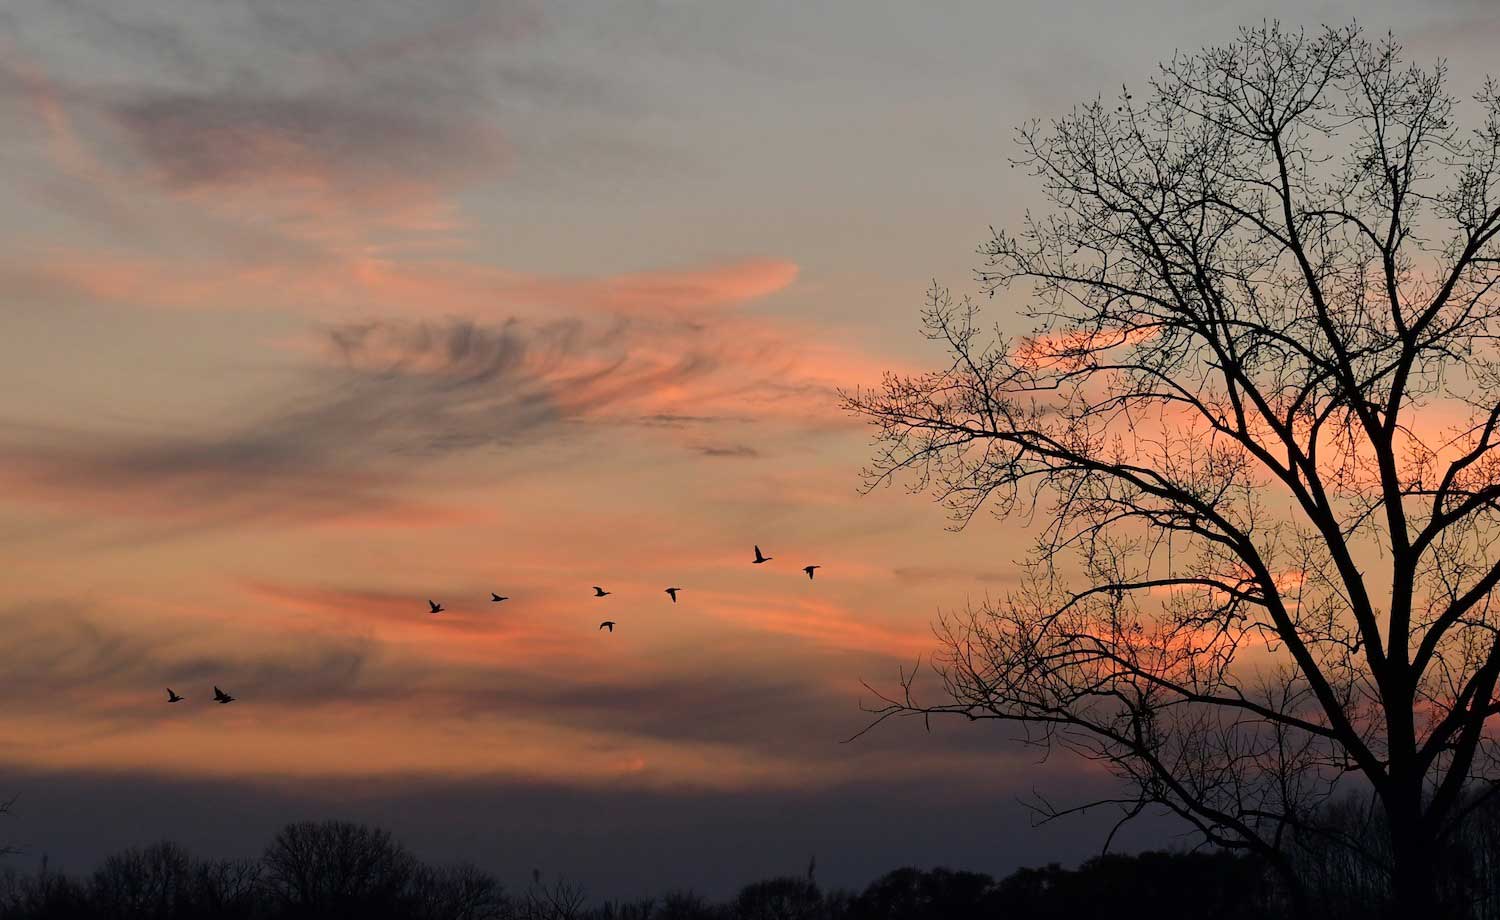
[665,587,681,603]
[212,686,235,704]
[803,565,821,580]
[428,599,444,613]
[753,545,772,564]
[491,593,509,603]
[166,688,184,703]
[599,620,616,632]
[593,586,612,597]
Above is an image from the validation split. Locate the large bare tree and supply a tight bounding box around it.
[844,22,1500,918]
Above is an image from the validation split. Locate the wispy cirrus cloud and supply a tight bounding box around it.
[0,307,887,532]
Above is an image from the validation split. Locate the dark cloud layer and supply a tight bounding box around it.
[0,766,1177,901]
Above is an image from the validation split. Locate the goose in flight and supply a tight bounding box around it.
[491,593,509,603]
[803,565,821,580]
[599,620,616,632]
[166,688,184,703]
[752,545,772,565]
[213,686,235,704]
[428,600,444,613]
[665,587,681,603]
[593,586,612,597]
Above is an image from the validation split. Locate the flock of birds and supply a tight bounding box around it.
[165,545,821,704]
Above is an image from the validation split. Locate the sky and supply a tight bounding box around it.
[2,0,1499,901]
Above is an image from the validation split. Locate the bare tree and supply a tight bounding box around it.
[844,22,1500,919]
[90,840,193,919]
[262,820,418,918]
[518,869,587,920]
[410,862,511,920]
[189,856,262,920]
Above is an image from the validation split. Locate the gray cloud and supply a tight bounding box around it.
[0,0,643,237]
[105,91,504,195]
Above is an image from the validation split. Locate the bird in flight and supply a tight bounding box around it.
[166,688,184,703]
[213,686,235,704]
[665,587,681,603]
[803,565,821,580]
[599,620,616,632]
[753,545,772,564]
[491,593,509,603]
[593,586,612,597]
[428,600,444,613]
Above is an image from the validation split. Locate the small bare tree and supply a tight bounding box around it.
[518,869,586,920]
[844,22,1500,919]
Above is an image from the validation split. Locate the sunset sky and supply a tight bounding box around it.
[3,0,1498,899]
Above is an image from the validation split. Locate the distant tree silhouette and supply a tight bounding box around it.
[845,867,1000,920]
[262,820,419,919]
[845,21,1500,919]
[519,869,587,920]
[732,875,824,920]
[90,841,194,920]
[0,854,90,920]
[654,890,719,920]
[408,862,509,920]
[185,856,262,920]
[997,851,1273,920]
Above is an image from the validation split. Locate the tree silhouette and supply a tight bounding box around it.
[262,819,418,919]
[90,840,194,920]
[845,867,1001,920]
[185,856,262,920]
[519,869,588,920]
[0,826,1338,920]
[408,862,508,920]
[845,22,1500,918]
[732,875,824,920]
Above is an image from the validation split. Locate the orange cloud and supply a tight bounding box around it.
[8,251,798,317]
[1010,324,1159,372]
[709,594,931,659]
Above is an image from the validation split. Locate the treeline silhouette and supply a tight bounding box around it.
[0,819,1281,920]
[9,801,1500,919]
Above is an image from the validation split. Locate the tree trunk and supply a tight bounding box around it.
[1390,826,1455,920]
